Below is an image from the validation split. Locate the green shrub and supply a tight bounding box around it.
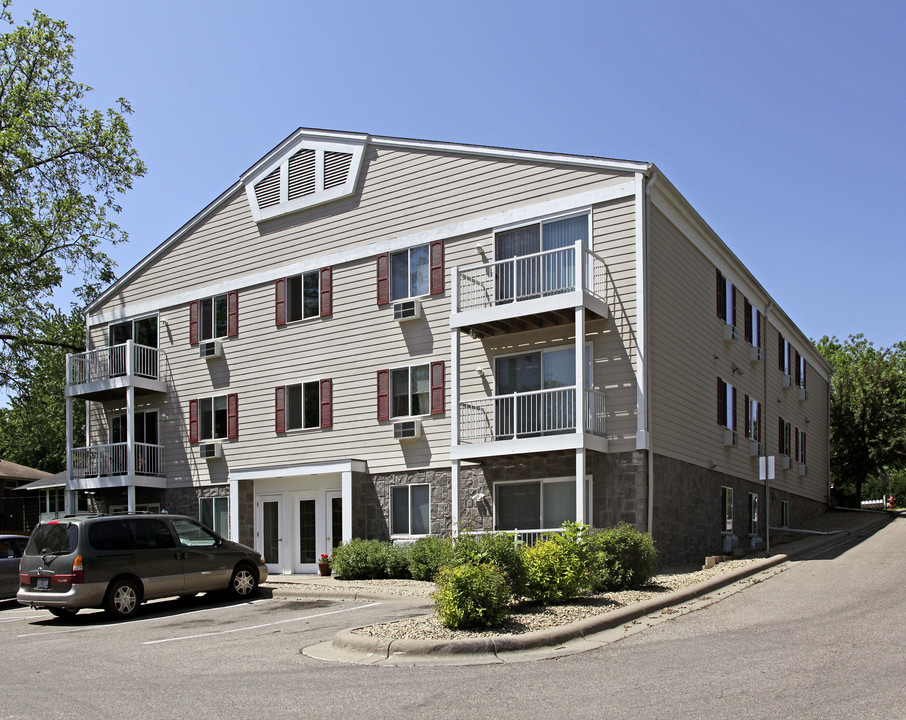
[407,536,454,581]
[433,562,511,629]
[523,538,586,604]
[585,523,657,592]
[451,532,527,597]
[383,542,411,579]
[331,539,390,580]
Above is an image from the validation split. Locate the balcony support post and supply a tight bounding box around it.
[65,395,74,513]
[575,298,587,524]
[126,385,135,509]
[341,470,353,544]
[451,322,461,537]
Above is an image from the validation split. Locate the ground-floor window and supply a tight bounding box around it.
[199,496,229,536]
[780,500,790,528]
[722,486,734,534]
[391,484,430,536]
[748,492,759,535]
[495,477,588,531]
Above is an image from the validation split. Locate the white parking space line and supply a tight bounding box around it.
[143,602,382,645]
[16,597,271,639]
[0,614,47,624]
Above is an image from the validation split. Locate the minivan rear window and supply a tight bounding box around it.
[88,520,132,551]
[28,523,79,555]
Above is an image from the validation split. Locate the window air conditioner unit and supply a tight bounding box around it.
[199,442,222,460]
[393,299,421,322]
[798,388,808,402]
[722,324,738,342]
[723,429,738,447]
[199,340,222,360]
[749,345,763,363]
[393,419,422,440]
[781,455,792,470]
[749,440,762,457]
[798,464,808,477]
[781,374,794,388]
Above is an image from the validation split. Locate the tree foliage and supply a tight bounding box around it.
[0,307,84,473]
[0,3,145,390]
[816,334,906,504]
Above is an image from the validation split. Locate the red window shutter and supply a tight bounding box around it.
[377,369,390,421]
[717,377,724,426]
[227,393,238,439]
[744,298,752,343]
[275,278,286,326]
[275,386,286,434]
[429,240,444,295]
[716,269,725,318]
[778,332,785,372]
[376,254,390,306]
[802,360,806,389]
[732,386,737,432]
[319,266,332,317]
[778,417,785,454]
[189,399,199,443]
[744,394,750,438]
[227,290,239,337]
[320,378,333,428]
[430,361,445,415]
[795,427,799,461]
[189,301,199,345]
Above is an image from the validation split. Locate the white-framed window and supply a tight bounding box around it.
[745,396,761,442]
[494,476,590,531]
[287,271,320,321]
[199,496,229,536]
[778,333,792,375]
[109,314,158,349]
[796,353,807,390]
[189,394,238,442]
[275,380,332,432]
[200,294,229,340]
[391,365,430,418]
[749,492,759,536]
[716,270,736,327]
[391,484,430,536]
[391,244,430,301]
[778,417,792,456]
[780,500,790,528]
[717,378,736,430]
[722,486,734,534]
[744,297,761,349]
[795,428,807,464]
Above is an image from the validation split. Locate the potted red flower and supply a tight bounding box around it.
[317,553,332,576]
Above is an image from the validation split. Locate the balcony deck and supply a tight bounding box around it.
[69,442,167,490]
[66,341,166,400]
[451,241,613,336]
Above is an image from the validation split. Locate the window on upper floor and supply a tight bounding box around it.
[743,297,761,349]
[778,333,792,376]
[795,428,807,465]
[716,270,737,328]
[275,268,332,325]
[795,352,807,390]
[376,362,445,420]
[744,396,761,443]
[189,394,238,442]
[275,380,332,432]
[717,377,737,431]
[778,417,791,456]
[376,241,443,304]
[391,484,430,536]
[190,292,238,344]
[109,315,158,349]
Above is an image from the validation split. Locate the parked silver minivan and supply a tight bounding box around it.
[17,514,267,619]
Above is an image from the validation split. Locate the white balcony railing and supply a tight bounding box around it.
[460,528,565,548]
[71,442,165,478]
[458,387,606,444]
[67,341,161,386]
[456,241,613,313]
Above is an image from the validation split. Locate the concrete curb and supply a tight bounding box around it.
[304,512,894,664]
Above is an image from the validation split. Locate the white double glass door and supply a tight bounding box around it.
[256,490,343,575]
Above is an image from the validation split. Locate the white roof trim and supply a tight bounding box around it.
[230,459,368,482]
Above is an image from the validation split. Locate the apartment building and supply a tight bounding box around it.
[63,129,830,568]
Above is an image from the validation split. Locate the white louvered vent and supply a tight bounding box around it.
[324,151,353,189]
[243,133,366,223]
[254,167,281,209]
[287,148,316,199]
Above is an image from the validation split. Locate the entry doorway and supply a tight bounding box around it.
[257,494,283,575]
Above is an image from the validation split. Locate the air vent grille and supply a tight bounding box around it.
[254,167,281,208]
[287,148,316,199]
[324,151,353,189]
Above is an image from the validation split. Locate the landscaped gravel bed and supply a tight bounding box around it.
[351,557,765,640]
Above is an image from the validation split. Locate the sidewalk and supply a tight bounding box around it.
[273,509,896,666]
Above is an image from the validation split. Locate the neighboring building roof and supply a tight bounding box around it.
[17,471,66,491]
[0,459,51,484]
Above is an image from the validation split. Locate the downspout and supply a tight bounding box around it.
[640,171,654,536]
[763,300,774,554]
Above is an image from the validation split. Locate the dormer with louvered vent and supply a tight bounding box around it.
[242,130,367,223]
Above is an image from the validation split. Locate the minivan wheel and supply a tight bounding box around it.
[228,565,259,599]
[105,579,142,619]
[48,607,79,619]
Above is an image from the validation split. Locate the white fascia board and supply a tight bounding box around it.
[88,180,636,327]
[240,128,370,184]
[229,459,368,483]
[373,135,651,175]
[647,171,832,380]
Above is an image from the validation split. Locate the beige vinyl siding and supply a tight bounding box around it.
[648,205,829,502]
[100,146,631,310]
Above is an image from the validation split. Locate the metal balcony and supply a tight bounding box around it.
[66,340,166,401]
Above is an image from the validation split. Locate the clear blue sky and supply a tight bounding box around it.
[15,0,906,348]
